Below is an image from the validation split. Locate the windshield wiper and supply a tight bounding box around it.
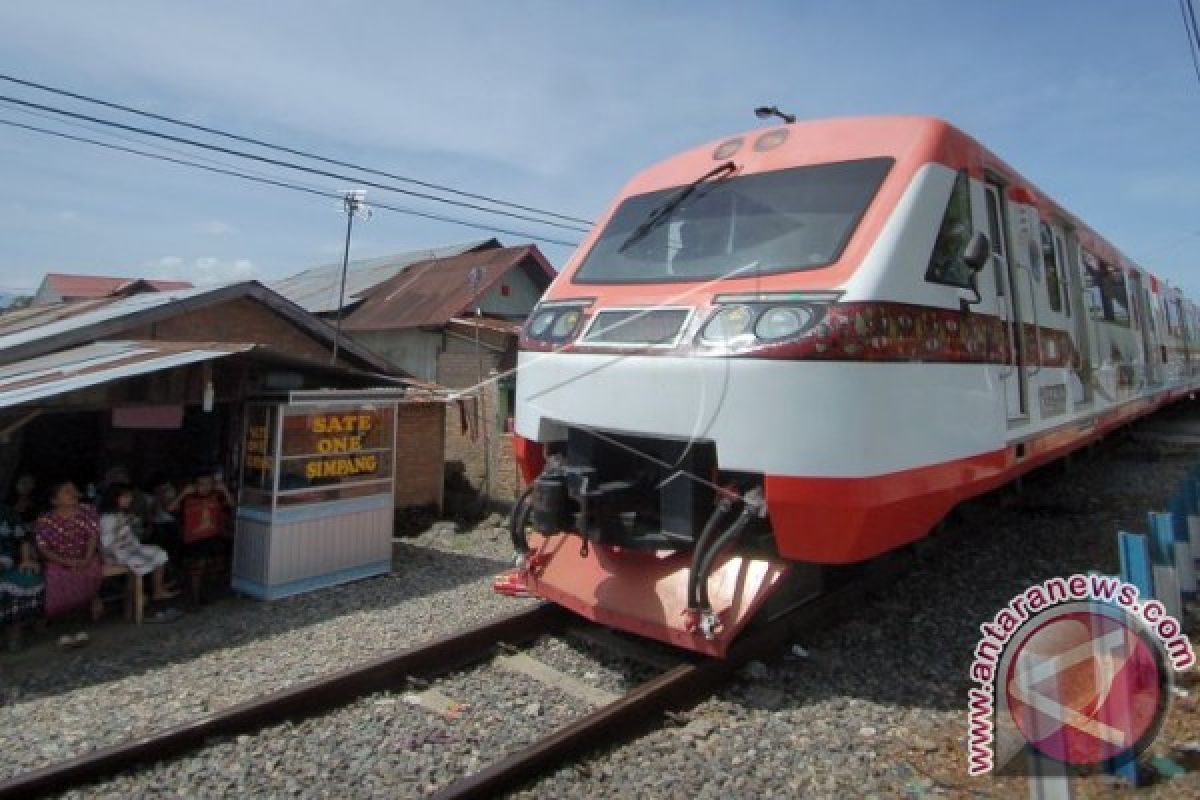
[617,161,738,253]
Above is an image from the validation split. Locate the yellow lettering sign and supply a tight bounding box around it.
[302,454,379,481]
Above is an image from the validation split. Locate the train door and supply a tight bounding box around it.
[984,184,1027,421]
[1129,271,1158,387]
[1059,230,1093,404]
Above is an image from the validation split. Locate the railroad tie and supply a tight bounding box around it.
[494,652,620,707]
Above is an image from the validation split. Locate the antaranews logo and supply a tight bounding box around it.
[967,574,1195,776]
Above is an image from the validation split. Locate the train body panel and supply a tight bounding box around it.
[501,115,1200,654]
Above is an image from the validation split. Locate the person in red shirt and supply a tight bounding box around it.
[169,471,234,606]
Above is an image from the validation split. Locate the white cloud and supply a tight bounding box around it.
[194,220,236,236]
[146,255,256,285]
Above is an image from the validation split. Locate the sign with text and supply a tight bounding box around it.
[279,406,395,493]
[242,404,276,491]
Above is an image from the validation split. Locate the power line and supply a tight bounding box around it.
[1182,0,1200,87]
[0,116,583,248]
[0,94,591,234]
[0,73,593,227]
[3,99,329,193]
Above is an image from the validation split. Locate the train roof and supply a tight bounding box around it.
[620,115,1165,291]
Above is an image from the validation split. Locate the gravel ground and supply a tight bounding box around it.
[3,408,1200,798]
[0,514,532,780]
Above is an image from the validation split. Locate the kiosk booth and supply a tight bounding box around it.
[232,389,403,599]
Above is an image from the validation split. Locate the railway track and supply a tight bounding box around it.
[0,555,901,799]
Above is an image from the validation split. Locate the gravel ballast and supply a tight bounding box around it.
[2,412,1200,798]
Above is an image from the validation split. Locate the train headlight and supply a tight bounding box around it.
[527,310,556,339]
[700,304,755,345]
[552,309,583,339]
[755,306,812,341]
[521,300,594,349]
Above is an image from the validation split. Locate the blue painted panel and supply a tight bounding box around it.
[1148,512,1177,567]
[235,493,392,525]
[237,507,273,524]
[1118,531,1154,597]
[233,559,392,600]
[1169,494,1190,543]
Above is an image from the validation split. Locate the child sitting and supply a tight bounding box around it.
[169,471,234,605]
[98,484,178,602]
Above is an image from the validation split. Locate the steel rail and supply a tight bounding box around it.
[426,556,905,800]
[0,602,569,800]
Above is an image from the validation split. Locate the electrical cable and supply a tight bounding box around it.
[0,72,593,227]
[0,94,591,234]
[1181,0,1200,86]
[0,116,583,248]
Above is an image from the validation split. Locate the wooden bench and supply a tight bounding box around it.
[102,563,144,624]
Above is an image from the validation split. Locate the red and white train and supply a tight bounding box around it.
[496,115,1200,656]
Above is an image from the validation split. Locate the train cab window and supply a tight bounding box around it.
[571,157,894,283]
[1082,250,1131,326]
[924,170,975,289]
[1040,222,1063,312]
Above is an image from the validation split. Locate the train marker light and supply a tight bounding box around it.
[712,137,743,160]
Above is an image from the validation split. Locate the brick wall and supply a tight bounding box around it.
[441,363,523,508]
[394,401,446,509]
[121,297,356,367]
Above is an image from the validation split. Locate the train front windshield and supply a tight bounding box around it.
[573,157,893,284]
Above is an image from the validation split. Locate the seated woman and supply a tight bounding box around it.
[35,481,104,622]
[98,484,178,602]
[0,502,44,650]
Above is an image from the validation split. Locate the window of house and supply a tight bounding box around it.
[1082,250,1131,326]
[924,170,975,289]
[1040,222,1063,313]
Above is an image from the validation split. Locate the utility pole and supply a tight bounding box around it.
[331,190,369,365]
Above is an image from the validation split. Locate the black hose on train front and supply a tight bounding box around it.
[694,502,758,613]
[685,494,736,612]
[510,485,535,557]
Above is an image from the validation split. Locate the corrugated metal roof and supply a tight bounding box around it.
[0,284,240,356]
[341,245,554,332]
[0,340,251,411]
[0,297,121,337]
[270,239,498,313]
[0,282,400,377]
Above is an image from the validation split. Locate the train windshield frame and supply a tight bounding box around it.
[572,157,894,284]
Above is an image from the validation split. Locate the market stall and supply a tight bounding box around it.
[232,390,400,599]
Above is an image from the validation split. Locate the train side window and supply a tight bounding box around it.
[1040,222,1063,313]
[1167,298,1184,337]
[1054,232,1071,317]
[924,170,975,289]
[1082,250,1131,326]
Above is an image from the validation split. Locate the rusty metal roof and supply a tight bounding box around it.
[38,273,193,301]
[447,316,522,336]
[0,340,251,411]
[270,239,498,313]
[342,245,554,332]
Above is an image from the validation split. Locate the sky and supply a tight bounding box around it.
[0,1,1197,296]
